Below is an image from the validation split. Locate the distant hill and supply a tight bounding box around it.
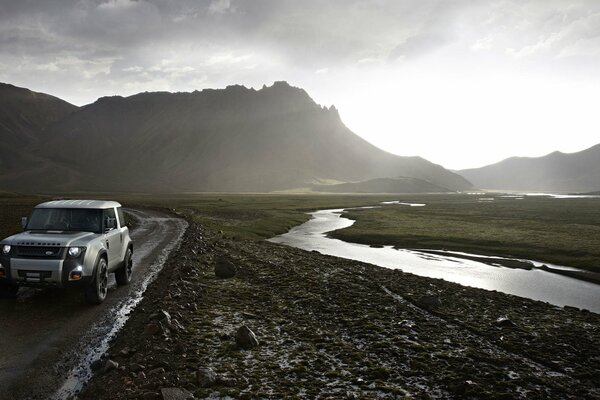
[0,83,77,145]
[0,83,80,189]
[312,177,451,193]
[0,81,472,193]
[459,144,600,193]
[577,190,600,195]
[0,83,77,167]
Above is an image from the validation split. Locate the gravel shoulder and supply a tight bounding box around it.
[80,219,600,399]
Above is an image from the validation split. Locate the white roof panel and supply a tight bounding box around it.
[35,200,122,209]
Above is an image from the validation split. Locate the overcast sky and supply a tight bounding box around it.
[1,0,599,169]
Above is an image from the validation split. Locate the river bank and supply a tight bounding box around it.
[270,208,600,312]
[80,217,600,399]
[331,195,600,273]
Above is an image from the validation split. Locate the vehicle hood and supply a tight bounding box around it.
[1,231,98,247]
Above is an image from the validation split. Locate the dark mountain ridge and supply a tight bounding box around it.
[0,83,79,184]
[0,81,472,193]
[459,144,600,192]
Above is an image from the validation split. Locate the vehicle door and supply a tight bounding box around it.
[115,206,128,261]
[103,207,121,269]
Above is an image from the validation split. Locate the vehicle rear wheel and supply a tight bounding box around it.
[115,248,133,286]
[0,282,19,299]
[85,257,108,304]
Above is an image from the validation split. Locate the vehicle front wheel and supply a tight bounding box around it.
[0,282,19,299]
[115,248,133,286]
[85,257,108,304]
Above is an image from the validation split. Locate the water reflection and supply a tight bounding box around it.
[269,208,600,313]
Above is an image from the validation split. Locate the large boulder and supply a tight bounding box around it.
[417,294,442,310]
[235,325,259,350]
[215,256,237,278]
[197,367,217,388]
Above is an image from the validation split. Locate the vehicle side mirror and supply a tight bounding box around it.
[21,217,28,229]
[105,217,117,231]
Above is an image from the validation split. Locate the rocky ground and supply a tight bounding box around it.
[79,218,600,399]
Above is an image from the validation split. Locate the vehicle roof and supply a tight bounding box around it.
[34,200,122,209]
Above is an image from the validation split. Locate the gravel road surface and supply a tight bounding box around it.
[0,208,187,400]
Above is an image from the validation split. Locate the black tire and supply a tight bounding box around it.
[85,257,108,304]
[115,248,133,286]
[0,282,19,299]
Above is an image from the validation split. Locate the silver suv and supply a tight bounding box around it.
[0,200,133,304]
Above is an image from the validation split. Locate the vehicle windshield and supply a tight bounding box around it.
[27,208,102,233]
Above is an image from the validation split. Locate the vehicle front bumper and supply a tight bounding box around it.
[0,253,91,288]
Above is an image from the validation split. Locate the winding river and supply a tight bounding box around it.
[268,205,600,313]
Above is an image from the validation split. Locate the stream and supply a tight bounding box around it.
[268,204,600,313]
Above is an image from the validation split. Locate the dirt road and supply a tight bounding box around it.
[0,208,187,400]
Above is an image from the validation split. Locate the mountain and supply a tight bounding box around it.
[312,177,452,193]
[0,83,81,190]
[0,83,78,168]
[459,144,600,192]
[0,81,472,193]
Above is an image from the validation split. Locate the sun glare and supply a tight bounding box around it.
[335,70,600,169]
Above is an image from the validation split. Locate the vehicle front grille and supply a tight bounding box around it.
[17,270,52,279]
[14,246,64,259]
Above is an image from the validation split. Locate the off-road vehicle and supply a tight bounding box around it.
[0,200,133,304]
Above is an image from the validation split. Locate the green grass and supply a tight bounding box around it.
[330,194,600,272]
[150,193,399,240]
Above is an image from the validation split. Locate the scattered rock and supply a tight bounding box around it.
[495,317,517,328]
[119,346,134,357]
[196,367,217,388]
[141,392,160,400]
[131,363,146,372]
[90,359,104,372]
[171,318,185,331]
[148,367,166,376]
[215,256,237,278]
[418,294,442,310]
[104,359,119,373]
[144,322,162,336]
[160,387,195,400]
[235,325,259,350]
[150,310,172,326]
[216,376,236,387]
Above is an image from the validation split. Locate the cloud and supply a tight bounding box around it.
[97,0,140,10]
[389,33,452,60]
[208,0,233,15]
[1,0,600,106]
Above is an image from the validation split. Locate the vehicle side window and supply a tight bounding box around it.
[117,207,126,228]
[104,208,117,231]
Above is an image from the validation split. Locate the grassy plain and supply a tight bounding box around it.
[2,192,598,272]
[113,192,600,272]
[331,194,600,272]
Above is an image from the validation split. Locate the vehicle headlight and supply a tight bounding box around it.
[68,247,84,257]
[2,245,10,255]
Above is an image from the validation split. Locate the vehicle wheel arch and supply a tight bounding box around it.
[91,250,108,280]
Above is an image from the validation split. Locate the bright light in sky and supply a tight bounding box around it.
[1,0,600,170]
[328,68,600,169]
